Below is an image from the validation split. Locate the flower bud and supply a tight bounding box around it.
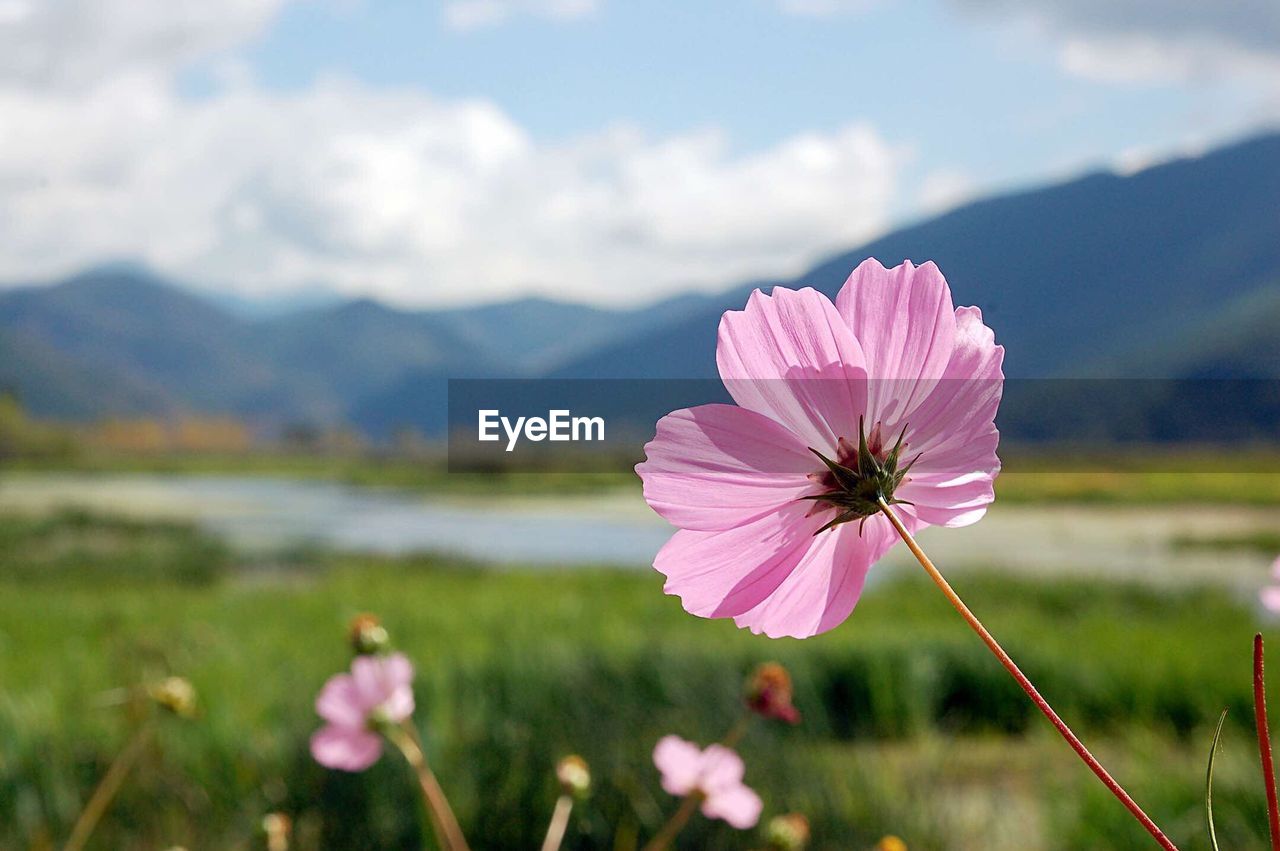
[260,812,292,851]
[348,613,390,656]
[148,676,198,718]
[556,754,591,799]
[875,836,907,851]
[745,662,800,724]
[765,813,810,850]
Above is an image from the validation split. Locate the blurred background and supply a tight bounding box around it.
[1,1,1279,849]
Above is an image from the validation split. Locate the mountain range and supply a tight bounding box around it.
[1,131,1277,438]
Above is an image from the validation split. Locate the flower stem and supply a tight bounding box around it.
[387,722,471,851]
[1253,634,1280,851]
[877,499,1179,851]
[62,720,154,851]
[540,794,574,851]
[641,791,703,851]
[720,714,752,749]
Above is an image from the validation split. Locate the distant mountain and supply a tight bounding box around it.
[1091,282,1280,379]
[0,268,501,426]
[432,293,716,373]
[0,268,275,413]
[257,299,499,424]
[203,287,348,320]
[0,326,171,419]
[352,290,731,436]
[549,294,746,380]
[0,266,714,431]
[553,132,1280,380]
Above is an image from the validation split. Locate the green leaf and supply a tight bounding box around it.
[1206,708,1228,851]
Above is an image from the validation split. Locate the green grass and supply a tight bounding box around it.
[0,513,1277,849]
[0,509,230,584]
[9,444,1280,504]
[2,450,638,496]
[1172,529,1280,555]
[996,470,1280,506]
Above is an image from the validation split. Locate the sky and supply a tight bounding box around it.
[0,0,1277,308]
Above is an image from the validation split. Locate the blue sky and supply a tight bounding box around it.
[0,0,1276,306]
[230,0,1220,182]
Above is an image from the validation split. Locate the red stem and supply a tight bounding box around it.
[1254,634,1280,851]
[879,500,1179,851]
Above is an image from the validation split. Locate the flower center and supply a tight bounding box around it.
[802,416,919,534]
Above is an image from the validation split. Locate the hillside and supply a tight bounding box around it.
[430,295,710,373]
[0,269,703,429]
[0,268,274,414]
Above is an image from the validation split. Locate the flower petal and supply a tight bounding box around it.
[350,653,415,710]
[898,470,996,528]
[315,674,366,727]
[732,513,897,639]
[380,685,416,722]
[653,735,702,797]
[350,656,386,708]
[717,287,867,452]
[310,725,383,772]
[891,305,1003,527]
[381,652,415,690]
[835,258,957,424]
[1262,585,1280,613]
[908,306,1003,452]
[655,501,828,620]
[637,404,815,532]
[698,744,745,791]
[701,783,763,829]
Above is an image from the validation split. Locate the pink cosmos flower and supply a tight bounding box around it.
[652,735,763,829]
[1261,556,1280,612]
[310,652,415,771]
[637,258,1004,638]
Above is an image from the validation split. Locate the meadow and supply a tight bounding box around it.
[0,509,1277,850]
[10,444,1280,504]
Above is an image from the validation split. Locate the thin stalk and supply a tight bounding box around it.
[878,498,1178,851]
[1254,634,1280,851]
[63,721,154,851]
[540,795,574,851]
[720,714,752,749]
[1205,708,1227,851]
[640,792,702,851]
[387,722,471,851]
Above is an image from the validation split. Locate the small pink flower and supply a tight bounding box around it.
[637,258,1003,638]
[652,735,763,829]
[1261,557,1280,612]
[310,653,415,771]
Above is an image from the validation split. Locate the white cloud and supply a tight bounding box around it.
[0,0,904,307]
[918,169,975,214]
[442,0,597,31]
[948,0,1280,84]
[0,73,902,306]
[0,0,292,91]
[1058,34,1280,84]
[1109,134,1235,176]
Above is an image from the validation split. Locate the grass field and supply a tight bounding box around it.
[1,511,1278,849]
[9,445,1280,505]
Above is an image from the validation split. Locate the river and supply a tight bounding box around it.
[0,473,1276,590]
